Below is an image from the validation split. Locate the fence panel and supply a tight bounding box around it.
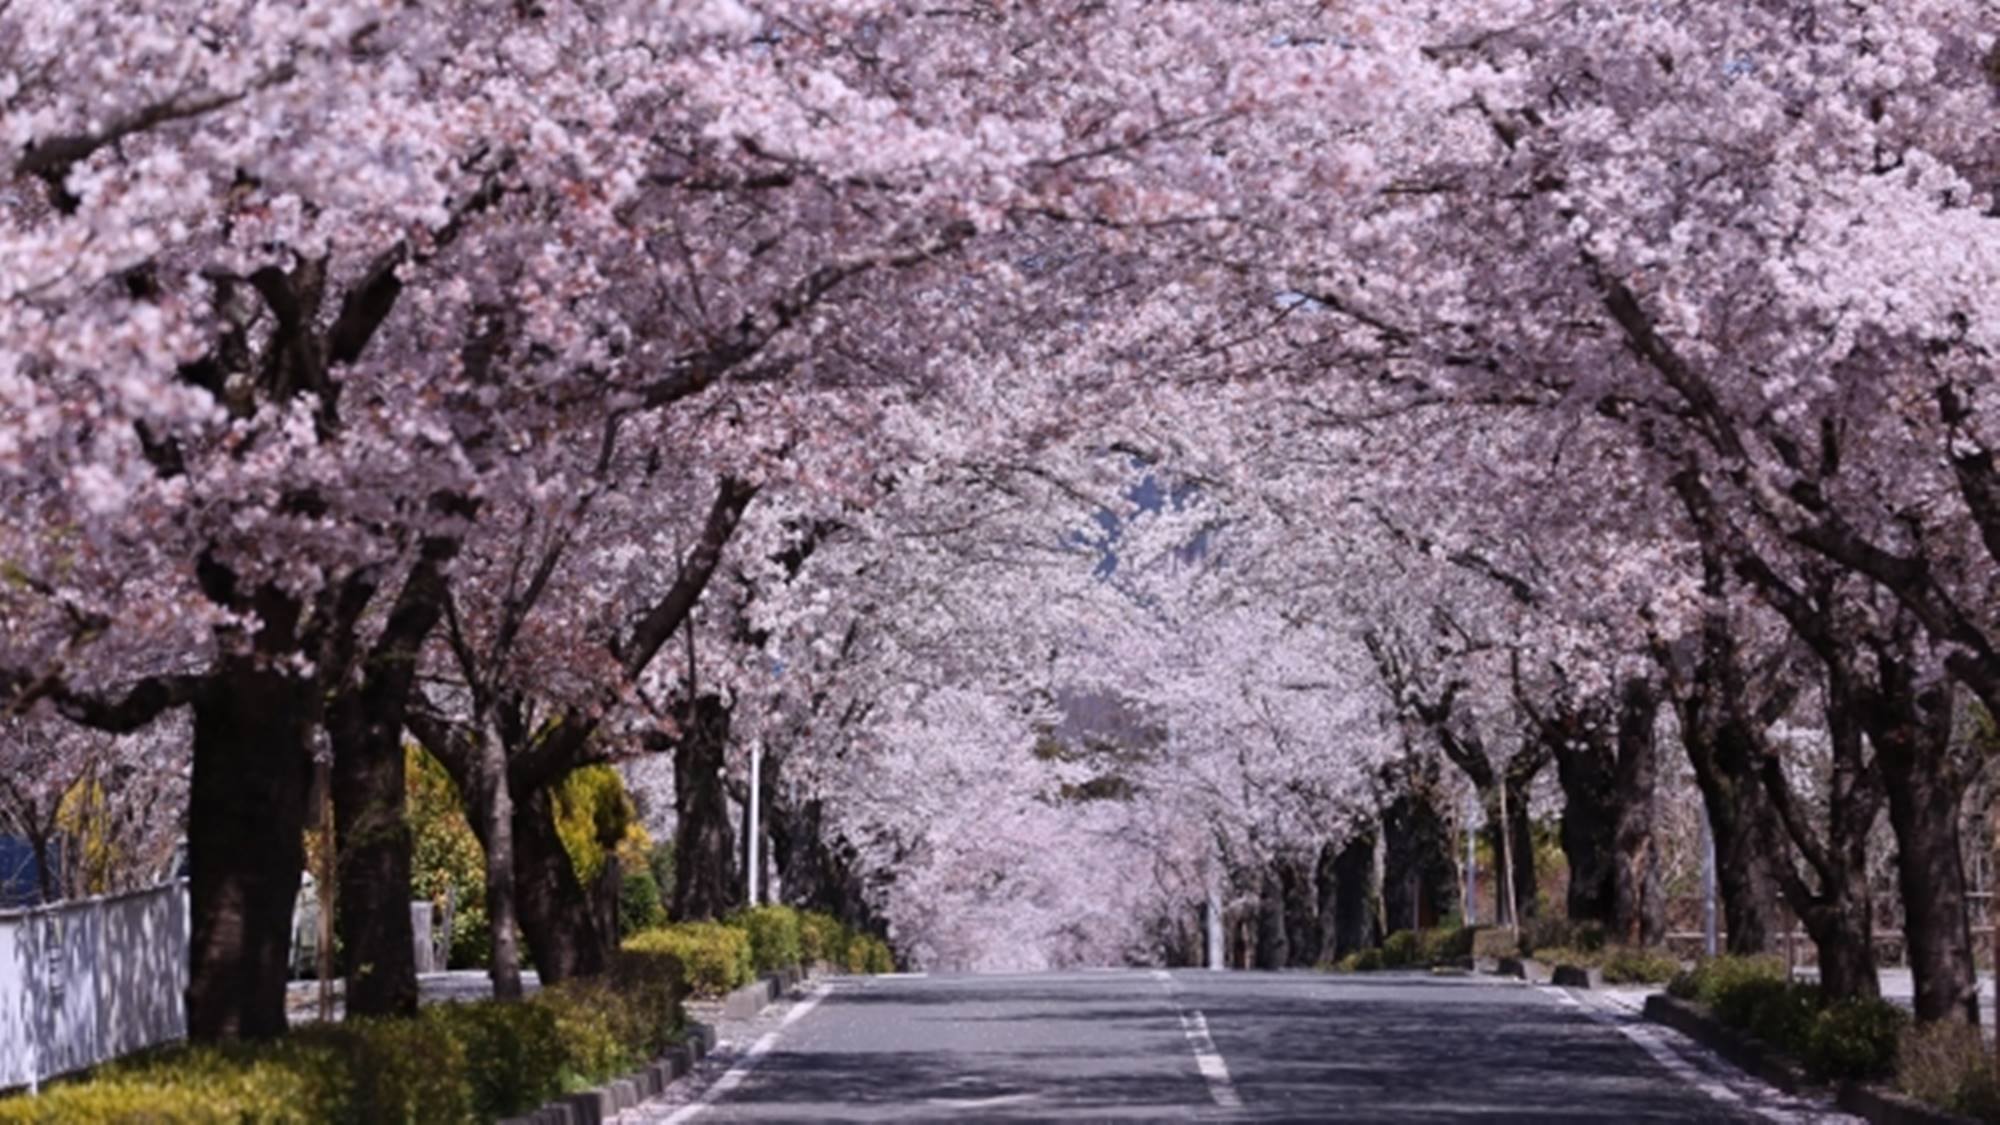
[0,883,187,1092]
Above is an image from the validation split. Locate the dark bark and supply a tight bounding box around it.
[1279,858,1319,966]
[328,718,416,1017]
[326,538,456,1018]
[1551,719,1620,930]
[185,659,315,1041]
[513,785,609,982]
[1314,841,1341,963]
[1330,830,1380,958]
[1611,678,1666,944]
[1867,673,1978,1024]
[1383,785,1459,931]
[1254,867,1288,970]
[1658,596,1791,956]
[770,795,878,929]
[1681,716,1786,955]
[672,695,739,921]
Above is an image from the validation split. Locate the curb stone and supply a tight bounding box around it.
[1495,957,1552,984]
[497,1019,717,1125]
[500,967,831,1125]
[1550,964,1603,990]
[1641,993,1978,1125]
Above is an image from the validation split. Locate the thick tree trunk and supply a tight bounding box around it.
[1872,681,1978,1023]
[1330,830,1379,957]
[1554,731,1619,930]
[328,712,417,1017]
[1693,766,1785,955]
[1384,790,1458,931]
[185,661,314,1041]
[328,533,455,1017]
[1328,828,1376,948]
[1610,678,1664,945]
[471,727,525,1001]
[1314,841,1341,963]
[1676,677,1786,955]
[1279,858,1318,966]
[512,785,608,982]
[1254,867,1288,970]
[672,695,739,921]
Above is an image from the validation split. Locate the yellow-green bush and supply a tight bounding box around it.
[1802,998,1905,1082]
[798,911,848,968]
[624,922,754,997]
[844,934,894,974]
[1666,953,1787,1009]
[729,905,803,973]
[1379,930,1421,968]
[423,1000,564,1121]
[1333,948,1384,972]
[0,946,689,1124]
[1599,946,1680,985]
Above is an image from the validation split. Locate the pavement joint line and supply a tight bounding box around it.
[1176,1008,1244,1111]
[660,984,831,1123]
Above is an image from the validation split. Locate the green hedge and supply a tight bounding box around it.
[0,949,687,1124]
[798,911,848,968]
[731,905,803,974]
[1665,954,1905,1084]
[624,922,754,997]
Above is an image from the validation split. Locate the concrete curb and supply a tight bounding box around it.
[497,1019,714,1125]
[499,967,824,1124]
[1550,964,1604,990]
[1494,957,1552,984]
[1641,994,1978,1125]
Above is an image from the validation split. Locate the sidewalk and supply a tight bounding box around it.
[284,969,543,1024]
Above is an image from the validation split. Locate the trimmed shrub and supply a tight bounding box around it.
[424,1000,565,1120]
[1518,915,1605,957]
[1679,953,1788,1011]
[799,911,847,968]
[1420,926,1475,963]
[844,934,895,975]
[619,868,667,939]
[1898,1020,2000,1120]
[1802,998,1906,1082]
[1471,928,1518,961]
[1334,948,1384,972]
[1728,980,1822,1052]
[730,905,803,973]
[298,1016,472,1124]
[1380,930,1421,968]
[1600,946,1680,985]
[1532,946,1601,970]
[0,941,689,1124]
[624,922,754,997]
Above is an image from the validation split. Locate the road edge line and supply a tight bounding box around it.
[663,983,833,1124]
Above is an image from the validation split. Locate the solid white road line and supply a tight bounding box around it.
[664,983,832,1124]
[1535,985,1831,1121]
[1177,1008,1245,1110]
[1541,987,1745,1108]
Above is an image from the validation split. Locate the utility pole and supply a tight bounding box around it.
[1464,789,1477,926]
[1702,813,1718,957]
[746,741,762,907]
[1205,878,1225,970]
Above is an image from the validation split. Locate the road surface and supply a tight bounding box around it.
[647,969,1855,1122]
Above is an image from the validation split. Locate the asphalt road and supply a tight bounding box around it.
[657,969,1809,1123]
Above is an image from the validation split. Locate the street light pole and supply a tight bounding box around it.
[746,741,762,907]
[1465,789,1478,927]
[1702,813,1718,956]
